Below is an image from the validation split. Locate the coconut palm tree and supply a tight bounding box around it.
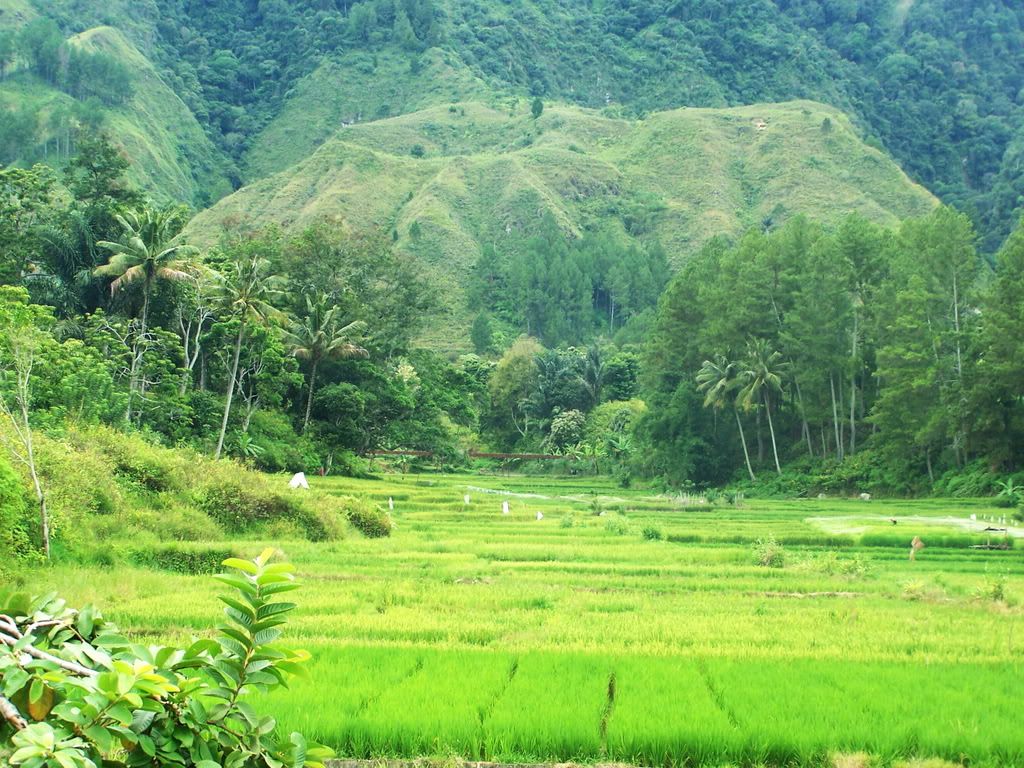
[94,205,197,421]
[282,292,368,433]
[213,253,286,460]
[579,344,606,409]
[697,354,756,482]
[738,338,788,476]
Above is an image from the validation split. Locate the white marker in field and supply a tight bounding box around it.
[536,511,544,521]
[502,500,510,515]
[289,472,309,489]
[388,497,394,511]
[464,494,471,506]
[970,513,976,521]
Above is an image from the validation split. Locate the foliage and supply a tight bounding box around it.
[752,536,786,568]
[640,211,1024,492]
[0,550,333,768]
[128,544,238,575]
[344,498,393,539]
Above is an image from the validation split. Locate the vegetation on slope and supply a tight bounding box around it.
[0,21,233,206]
[188,98,936,345]
[0,0,1019,247]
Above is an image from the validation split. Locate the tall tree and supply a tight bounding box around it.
[95,206,197,422]
[697,354,755,481]
[213,248,286,460]
[738,338,788,475]
[283,292,367,433]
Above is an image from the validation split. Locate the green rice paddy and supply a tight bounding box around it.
[29,474,1024,767]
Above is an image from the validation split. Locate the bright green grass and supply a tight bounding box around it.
[23,473,1024,766]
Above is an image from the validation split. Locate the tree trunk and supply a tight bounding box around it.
[849,310,858,455]
[735,408,756,481]
[925,448,934,484]
[215,323,245,460]
[793,378,813,457]
[764,393,782,475]
[829,372,843,462]
[125,285,151,424]
[952,269,963,382]
[20,399,49,559]
[302,358,319,434]
[756,408,764,463]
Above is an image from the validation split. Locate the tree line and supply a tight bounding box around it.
[638,211,1024,493]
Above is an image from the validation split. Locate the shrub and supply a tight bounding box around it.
[0,455,38,572]
[198,481,328,541]
[130,544,238,574]
[604,516,630,536]
[79,425,188,493]
[0,551,333,768]
[974,572,1008,603]
[345,498,392,538]
[547,409,586,450]
[642,525,664,541]
[753,536,785,568]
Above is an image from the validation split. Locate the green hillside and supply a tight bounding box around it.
[0,23,233,206]
[0,0,34,28]
[188,98,936,349]
[67,27,234,205]
[5,0,1020,247]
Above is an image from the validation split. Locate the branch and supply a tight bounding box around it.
[0,627,98,678]
[0,694,26,731]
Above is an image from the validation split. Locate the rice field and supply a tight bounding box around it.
[28,473,1024,767]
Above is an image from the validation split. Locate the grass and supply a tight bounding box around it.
[17,472,1024,767]
[188,99,937,352]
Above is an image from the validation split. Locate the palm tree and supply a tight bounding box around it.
[282,292,368,433]
[579,345,606,409]
[95,206,197,421]
[738,338,788,476]
[213,253,286,460]
[697,354,756,482]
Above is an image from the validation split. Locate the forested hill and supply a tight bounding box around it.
[1,0,1022,249]
[185,99,935,348]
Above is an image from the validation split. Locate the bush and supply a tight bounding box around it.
[642,525,664,541]
[0,454,34,562]
[753,536,785,567]
[0,551,333,768]
[130,544,238,574]
[345,498,392,537]
[604,516,630,536]
[198,481,328,540]
[974,572,1008,603]
[79,425,188,493]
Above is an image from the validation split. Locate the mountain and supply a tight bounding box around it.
[0,19,233,206]
[186,98,935,348]
[3,0,1021,248]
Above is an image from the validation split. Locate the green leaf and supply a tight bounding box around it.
[75,605,95,638]
[137,734,156,756]
[219,596,257,619]
[221,558,258,575]
[84,725,113,754]
[256,602,296,620]
[212,573,258,597]
[255,547,276,566]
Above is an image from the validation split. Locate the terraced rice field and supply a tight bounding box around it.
[32,474,1024,767]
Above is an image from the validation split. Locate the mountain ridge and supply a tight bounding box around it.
[186,97,936,349]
